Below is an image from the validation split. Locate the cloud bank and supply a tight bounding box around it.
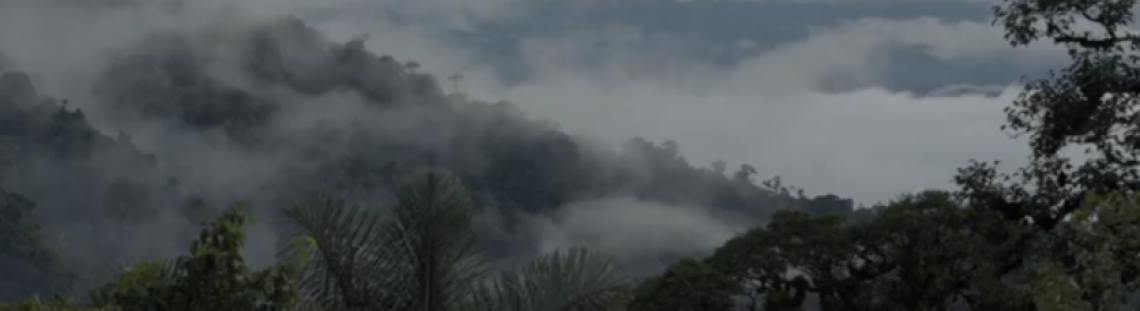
[298,0,1057,263]
[0,0,1061,275]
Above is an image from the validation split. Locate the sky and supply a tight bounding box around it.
[0,0,1077,272]
[284,0,1069,261]
[293,0,1062,204]
[0,0,1064,204]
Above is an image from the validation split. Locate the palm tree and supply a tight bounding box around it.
[277,169,632,311]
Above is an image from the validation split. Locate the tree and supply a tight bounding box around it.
[88,202,306,311]
[1,202,306,311]
[970,0,1140,232]
[852,191,1010,311]
[625,258,738,311]
[0,189,75,302]
[277,169,633,311]
[1020,192,1140,311]
[950,0,1140,308]
[679,190,1064,311]
[703,209,865,311]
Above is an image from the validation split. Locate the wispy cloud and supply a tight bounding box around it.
[0,0,1057,273]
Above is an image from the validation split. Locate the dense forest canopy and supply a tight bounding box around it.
[5,0,1140,310]
[0,1,857,302]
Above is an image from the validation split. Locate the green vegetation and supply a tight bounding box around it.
[2,170,632,311]
[4,0,1140,309]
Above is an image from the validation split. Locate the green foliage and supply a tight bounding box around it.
[280,169,632,311]
[960,0,1140,234]
[470,247,631,311]
[89,202,304,311]
[628,190,1063,310]
[0,189,75,301]
[640,188,1140,311]
[0,296,108,311]
[12,0,1140,308]
[857,191,987,309]
[948,0,1140,308]
[278,169,485,311]
[704,209,867,311]
[1020,192,1140,311]
[625,258,737,311]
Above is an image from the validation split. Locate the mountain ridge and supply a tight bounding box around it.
[0,12,857,301]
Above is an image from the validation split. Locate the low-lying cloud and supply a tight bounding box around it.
[0,0,1058,275]
[532,196,749,271]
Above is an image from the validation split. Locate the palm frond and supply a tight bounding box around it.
[277,169,486,311]
[385,169,487,311]
[470,247,633,311]
[276,195,399,311]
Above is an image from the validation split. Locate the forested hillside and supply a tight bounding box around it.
[0,12,855,302]
[7,0,1140,309]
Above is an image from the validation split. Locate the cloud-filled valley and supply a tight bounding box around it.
[0,0,1066,301]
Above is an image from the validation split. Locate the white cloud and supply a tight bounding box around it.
[531,196,748,270]
[494,77,1027,204]
[724,17,1062,94]
[431,17,1050,203]
[0,0,1062,269]
[433,14,1048,262]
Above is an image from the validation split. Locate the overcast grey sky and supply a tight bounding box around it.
[290,0,1061,204]
[0,0,1071,268]
[243,0,1068,263]
[0,0,1061,204]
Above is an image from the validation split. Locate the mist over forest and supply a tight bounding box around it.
[0,0,863,300]
[4,0,1139,310]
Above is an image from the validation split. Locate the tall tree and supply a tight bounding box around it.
[625,258,738,311]
[968,0,1140,231]
[89,202,306,311]
[278,169,633,311]
[0,202,307,311]
[952,0,1140,308]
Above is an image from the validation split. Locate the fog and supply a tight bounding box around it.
[0,0,1063,294]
